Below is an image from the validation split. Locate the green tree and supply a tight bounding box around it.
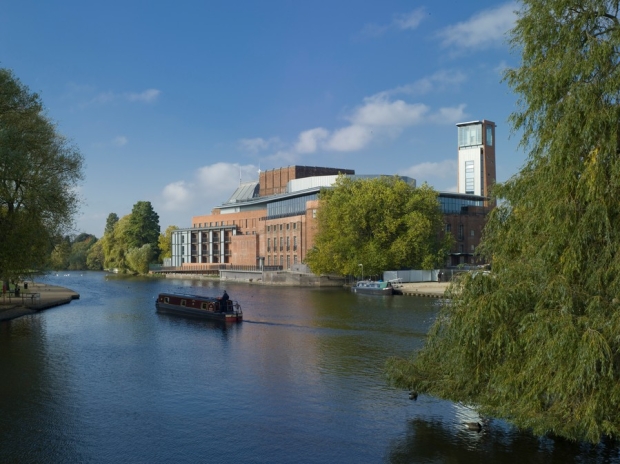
[125,244,154,274]
[158,225,178,261]
[0,69,83,281]
[86,239,104,270]
[104,213,119,236]
[68,234,97,270]
[387,0,620,444]
[126,201,160,258]
[102,214,131,271]
[306,176,449,277]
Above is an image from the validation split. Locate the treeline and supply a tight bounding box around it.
[48,201,178,274]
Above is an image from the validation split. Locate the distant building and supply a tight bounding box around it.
[456,120,496,200]
[169,120,497,270]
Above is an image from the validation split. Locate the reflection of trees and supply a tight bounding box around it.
[387,418,620,464]
[0,317,84,462]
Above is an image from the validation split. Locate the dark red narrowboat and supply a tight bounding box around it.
[155,292,243,322]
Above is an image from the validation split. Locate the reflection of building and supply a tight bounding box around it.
[170,119,496,270]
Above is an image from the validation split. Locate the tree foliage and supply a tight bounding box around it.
[306,176,449,277]
[0,68,83,280]
[126,201,160,257]
[158,225,178,261]
[125,244,154,274]
[386,0,620,443]
[49,234,100,270]
[100,201,162,274]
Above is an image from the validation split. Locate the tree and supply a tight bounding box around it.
[104,213,119,236]
[0,69,84,280]
[126,201,160,258]
[102,214,131,271]
[158,225,178,262]
[386,0,620,444]
[86,239,104,270]
[125,244,154,274]
[306,175,449,277]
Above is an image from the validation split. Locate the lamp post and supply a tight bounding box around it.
[358,263,363,281]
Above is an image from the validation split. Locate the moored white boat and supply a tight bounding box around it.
[351,280,395,296]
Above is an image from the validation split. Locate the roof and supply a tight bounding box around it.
[225,182,260,204]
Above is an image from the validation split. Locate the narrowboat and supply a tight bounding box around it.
[155,292,243,322]
[351,280,395,296]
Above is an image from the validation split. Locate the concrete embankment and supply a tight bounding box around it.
[397,282,451,298]
[0,282,80,322]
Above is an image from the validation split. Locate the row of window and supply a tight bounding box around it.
[267,237,297,250]
[267,222,298,232]
[266,255,298,267]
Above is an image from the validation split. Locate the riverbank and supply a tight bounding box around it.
[398,282,451,298]
[0,282,80,322]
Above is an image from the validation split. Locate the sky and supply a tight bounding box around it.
[1,0,523,237]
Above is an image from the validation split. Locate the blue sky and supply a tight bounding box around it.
[1,1,522,237]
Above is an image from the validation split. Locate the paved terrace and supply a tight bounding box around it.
[397,281,451,298]
[0,282,79,322]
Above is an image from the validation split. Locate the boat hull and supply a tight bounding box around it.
[351,281,395,296]
[155,293,242,322]
[351,287,394,295]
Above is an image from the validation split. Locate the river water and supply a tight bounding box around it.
[0,271,618,463]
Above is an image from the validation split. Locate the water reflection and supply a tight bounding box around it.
[388,416,620,464]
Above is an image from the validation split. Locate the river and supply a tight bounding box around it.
[0,271,618,463]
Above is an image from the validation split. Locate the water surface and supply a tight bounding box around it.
[0,272,618,463]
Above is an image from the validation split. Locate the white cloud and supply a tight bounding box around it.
[428,104,468,124]
[350,96,428,127]
[359,7,427,38]
[87,88,161,106]
[239,136,282,153]
[394,8,426,30]
[326,125,374,152]
[112,136,128,147]
[437,2,517,50]
[295,128,329,154]
[380,70,467,98]
[162,181,192,210]
[399,160,458,190]
[160,163,259,214]
[126,88,161,103]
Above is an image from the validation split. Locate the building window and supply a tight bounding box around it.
[458,225,464,241]
[287,255,290,269]
[280,237,283,251]
[470,229,475,237]
[293,223,297,230]
[486,125,493,146]
[286,236,290,251]
[294,255,298,264]
[471,245,475,251]
[280,255,283,266]
[286,223,290,230]
[312,209,317,219]
[446,224,451,233]
[267,238,271,252]
[458,124,482,148]
[293,236,297,251]
[465,160,475,194]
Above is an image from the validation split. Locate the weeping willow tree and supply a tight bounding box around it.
[387,1,620,443]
